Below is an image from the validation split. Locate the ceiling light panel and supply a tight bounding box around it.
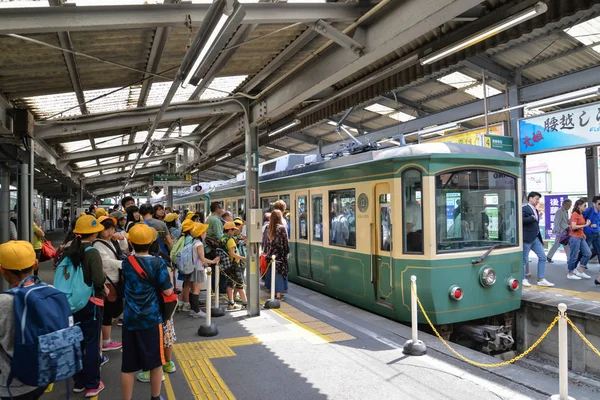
[564,16,600,54]
[83,171,101,178]
[365,103,395,115]
[388,111,416,122]
[437,72,477,89]
[95,135,125,149]
[98,156,120,164]
[84,86,140,114]
[22,92,81,119]
[464,84,502,99]
[75,160,98,168]
[62,139,92,153]
[146,76,248,106]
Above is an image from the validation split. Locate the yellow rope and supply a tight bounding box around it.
[566,317,600,358]
[411,283,558,368]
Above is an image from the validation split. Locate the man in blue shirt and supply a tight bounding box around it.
[580,196,600,265]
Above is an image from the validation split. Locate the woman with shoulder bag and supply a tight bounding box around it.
[262,210,290,301]
[93,216,126,356]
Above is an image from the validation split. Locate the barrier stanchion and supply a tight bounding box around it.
[198,267,218,337]
[402,275,427,356]
[264,255,280,309]
[212,262,225,317]
[550,303,575,400]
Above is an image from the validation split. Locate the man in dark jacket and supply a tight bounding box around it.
[522,191,554,288]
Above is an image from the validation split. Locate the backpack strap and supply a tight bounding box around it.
[93,239,119,259]
[128,255,149,281]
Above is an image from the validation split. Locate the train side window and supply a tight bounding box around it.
[312,195,323,242]
[329,189,356,248]
[297,196,308,240]
[238,198,245,220]
[379,194,391,251]
[402,169,423,254]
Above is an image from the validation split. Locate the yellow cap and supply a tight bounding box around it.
[181,219,195,233]
[191,222,209,238]
[223,221,239,232]
[184,211,195,221]
[233,217,244,225]
[0,241,36,271]
[73,215,105,234]
[126,223,158,245]
[97,216,117,226]
[95,208,108,218]
[163,213,178,223]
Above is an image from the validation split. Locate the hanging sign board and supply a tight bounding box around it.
[153,173,192,187]
[518,101,600,155]
[426,123,505,146]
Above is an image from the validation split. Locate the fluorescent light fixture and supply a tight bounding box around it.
[421,2,548,65]
[268,119,300,137]
[377,139,402,146]
[266,146,287,153]
[216,153,231,162]
[405,122,459,138]
[327,120,359,133]
[525,86,600,110]
[181,13,229,88]
[34,168,41,172]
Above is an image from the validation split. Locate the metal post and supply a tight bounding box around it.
[18,164,31,244]
[550,303,574,400]
[243,99,260,317]
[1,167,10,244]
[198,267,218,337]
[29,138,34,243]
[264,256,280,309]
[586,147,598,201]
[167,186,174,207]
[482,70,489,135]
[402,275,427,356]
[211,263,225,317]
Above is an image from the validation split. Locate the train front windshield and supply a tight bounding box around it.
[435,169,518,252]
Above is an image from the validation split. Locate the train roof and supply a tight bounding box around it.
[175,143,519,201]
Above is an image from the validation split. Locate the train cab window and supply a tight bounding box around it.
[261,196,277,214]
[329,189,356,248]
[435,169,518,252]
[402,169,423,254]
[312,195,323,242]
[297,196,308,240]
[238,198,245,220]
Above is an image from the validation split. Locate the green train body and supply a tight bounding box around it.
[174,143,523,325]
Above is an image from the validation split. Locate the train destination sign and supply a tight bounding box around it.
[153,173,192,187]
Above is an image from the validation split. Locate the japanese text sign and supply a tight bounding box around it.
[544,194,568,239]
[519,102,600,154]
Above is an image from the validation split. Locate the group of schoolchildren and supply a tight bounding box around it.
[0,196,248,400]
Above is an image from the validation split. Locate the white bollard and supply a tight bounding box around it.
[402,275,427,356]
[264,255,280,309]
[198,267,218,337]
[550,303,575,400]
[212,262,225,317]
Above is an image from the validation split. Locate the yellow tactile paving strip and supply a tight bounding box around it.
[173,337,260,400]
[524,285,600,301]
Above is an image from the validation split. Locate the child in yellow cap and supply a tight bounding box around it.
[188,223,220,319]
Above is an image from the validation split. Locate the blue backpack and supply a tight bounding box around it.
[143,220,169,255]
[53,247,95,313]
[5,276,83,389]
[176,236,195,275]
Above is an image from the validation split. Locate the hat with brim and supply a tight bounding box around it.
[164,213,178,223]
[233,217,244,226]
[73,215,105,234]
[184,211,195,221]
[110,211,126,221]
[181,219,195,233]
[98,216,117,226]
[126,223,158,245]
[190,222,209,238]
[0,241,36,271]
[223,221,239,232]
[95,208,108,218]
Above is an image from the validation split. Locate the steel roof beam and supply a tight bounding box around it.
[74,154,174,174]
[0,3,364,34]
[90,179,150,196]
[287,131,320,145]
[379,93,430,117]
[311,19,364,55]
[460,55,514,83]
[82,165,167,184]
[138,26,172,107]
[263,143,289,153]
[36,100,244,140]
[250,0,482,124]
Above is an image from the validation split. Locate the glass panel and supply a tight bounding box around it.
[379,194,391,251]
[238,198,245,220]
[436,169,518,252]
[260,196,277,214]
[279,195,290,211]
[298,196,308,240]
[329,189,356,248]
[403,170,423,254]
[312,195,323,242]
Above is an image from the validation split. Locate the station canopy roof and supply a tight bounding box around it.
[2,0,600,197]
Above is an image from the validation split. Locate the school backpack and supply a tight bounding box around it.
[5,276,83,389]
[53,247,95,313]
[176,236,195,275]
[170,235,187,264]
[143,220,169,255]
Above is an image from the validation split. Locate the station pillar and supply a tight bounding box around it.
[0,166,10,244]
[586,146,599,200]
[17,163,31,244]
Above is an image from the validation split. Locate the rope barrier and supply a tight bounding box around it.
[566,317,600,358]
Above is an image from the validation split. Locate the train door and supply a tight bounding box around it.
[374,183,394,308]
[295,192,312,279]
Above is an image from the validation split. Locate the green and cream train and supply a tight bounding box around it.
[175,143,523,350]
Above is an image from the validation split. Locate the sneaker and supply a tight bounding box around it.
[522,279,531,287]
[567,273,583,280]
[117,318,123,327]
[537,278,555,287]
[189,310,206,318]
[102,339,122,351]
[163,360,177,374]
[73,387,85,393]
[100,354,109,367]
[182,303,191,312]
[136,371,165,383]
[227,303,241,311]
[234,295,243,303]
[85,381,105,398]
[546,257,553,263]
[574,270,591,279]
[241,304,247,310]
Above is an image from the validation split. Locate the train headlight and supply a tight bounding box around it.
[480,266,497,287]
[449,285,463,300]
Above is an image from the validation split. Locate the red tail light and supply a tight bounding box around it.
[508,278,519,291]
[449,286,463,300]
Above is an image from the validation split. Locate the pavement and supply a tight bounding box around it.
[525,246,600,290]
[33,231,600,400]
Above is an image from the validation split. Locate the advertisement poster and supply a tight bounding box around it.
[544,194,569,239]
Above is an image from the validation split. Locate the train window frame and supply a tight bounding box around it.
[402,169,424,254]
[312,195,323,242]
[297,195,308,240]
[435,168,519,253]
[328,189,356,249]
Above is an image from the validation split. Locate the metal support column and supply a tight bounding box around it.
[77,186,83,216]
[243,99,260,317]
[586,146,599,200]
[18,164,31,244]
[1,166,10,244]
[29,138,34,239]
[167,186,174,207]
